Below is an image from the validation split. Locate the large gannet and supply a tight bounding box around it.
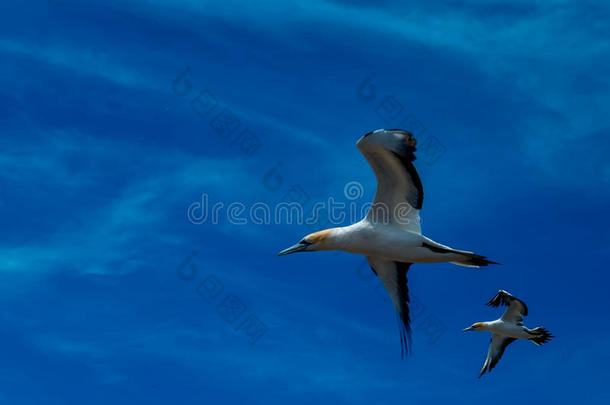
[463,290,553,377]
[278,129,497,356]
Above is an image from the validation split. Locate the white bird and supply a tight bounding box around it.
[278,129,497,356]
[462,290,553,377]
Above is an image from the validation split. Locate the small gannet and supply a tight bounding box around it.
[463,290,554,378]
[279,129,497,356]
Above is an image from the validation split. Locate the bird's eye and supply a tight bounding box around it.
[300,239,312,245]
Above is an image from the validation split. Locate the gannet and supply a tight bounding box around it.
[278,129,497,356]
[463,290,553,377]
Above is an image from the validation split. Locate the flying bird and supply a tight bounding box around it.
[278,129,497,356]
[463,290,553,377]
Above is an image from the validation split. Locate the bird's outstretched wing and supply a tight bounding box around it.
[487,290,528,325]
[479,333,516,378]
[366,256,412,358]
[357,129,423,234]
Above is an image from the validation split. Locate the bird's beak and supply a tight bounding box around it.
[278,243,309,256]
[462,326,475,332]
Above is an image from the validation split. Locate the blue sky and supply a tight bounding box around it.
[1,0,609,403]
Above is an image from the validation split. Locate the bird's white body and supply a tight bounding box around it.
[478,320,533,339]
[322,220,467,264]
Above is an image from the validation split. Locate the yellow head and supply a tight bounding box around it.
[462,322,486,332]
[278,229,335,256]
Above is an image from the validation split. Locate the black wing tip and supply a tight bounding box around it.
[486,290,529,315]
[390,151,423,209]
[364,128,418,151]
[487,290,512,308]
[391,147,417,163]
[397,262,413,359]
[397,314,413,359]
[479,337,516,378]
[390,129,416,146]
[521,302,529,316]
[486,290,512,307]
[478,365,490,378]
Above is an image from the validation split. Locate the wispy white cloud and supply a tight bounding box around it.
[9,0,605,187]
[0,38,162,92]
[0,129,109,188]
[0,131,256,276]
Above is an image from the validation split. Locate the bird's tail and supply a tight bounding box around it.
[527,327,554,346]
[448,250,499,268]
[421,242,499,268]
